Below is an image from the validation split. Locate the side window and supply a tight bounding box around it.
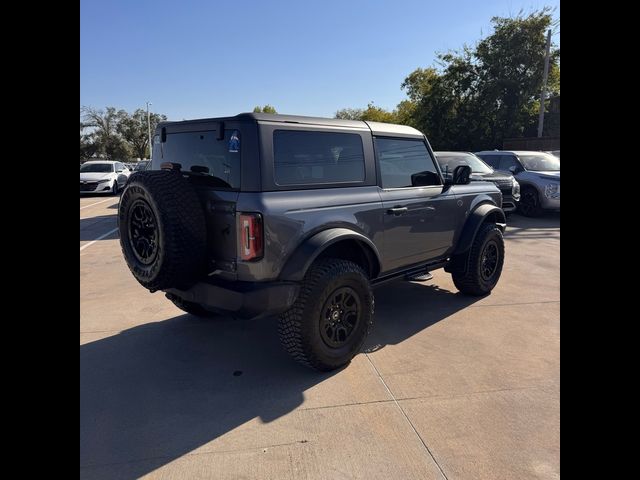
[162,130,241,189]
[499,155,520,171]
[478,154,499,169]
[152,134,161,164]
[374,137,441,188]
[273,130,365,186]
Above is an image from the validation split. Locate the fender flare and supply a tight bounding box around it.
[279,228,382,282]
[453,203,506,256]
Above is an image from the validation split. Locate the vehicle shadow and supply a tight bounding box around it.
[80,280,479,479]
[506,212,560,230]
[503,212,560,242]
[80,215,117,241]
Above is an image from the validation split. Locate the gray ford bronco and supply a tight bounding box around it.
[118,113,506,371]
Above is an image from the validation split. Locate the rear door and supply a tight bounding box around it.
[153,121,256,277]
[375,137,458,271]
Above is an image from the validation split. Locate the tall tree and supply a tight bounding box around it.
[334,9,559,150]
[117,109,167,159]
[81,106,131,160]
[80,121,98,161]
[253,105,277,113]
[335,103,402,124]
[409,8,560,149]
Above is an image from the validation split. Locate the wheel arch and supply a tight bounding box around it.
[452,203,506,257]
[279,228,382,282]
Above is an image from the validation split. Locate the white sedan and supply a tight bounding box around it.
[80,161,131,195]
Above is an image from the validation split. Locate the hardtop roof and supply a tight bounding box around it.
[157,113,424,137]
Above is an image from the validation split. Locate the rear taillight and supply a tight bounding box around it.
[238,213,263,261]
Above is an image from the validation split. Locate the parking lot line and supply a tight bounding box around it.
[80,198,116,210]
[80,227,119,252]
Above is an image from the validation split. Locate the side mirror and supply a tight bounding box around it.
[452,165,472,185]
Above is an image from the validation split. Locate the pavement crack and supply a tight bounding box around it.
[299,398,395,412]
[364,353,449,480]
[468,300,559,308]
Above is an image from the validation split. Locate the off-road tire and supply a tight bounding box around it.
[118,170,207,292]
[451,223,504,296]
[278,258,374,371]
[165,293,218,318]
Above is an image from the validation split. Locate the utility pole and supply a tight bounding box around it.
[146,101,152,159]
[537,30,552,138]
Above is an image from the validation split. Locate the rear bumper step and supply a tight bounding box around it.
[165,279,299,320]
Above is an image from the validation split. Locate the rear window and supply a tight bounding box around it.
[273,130,365,186]
[159,129,241,189]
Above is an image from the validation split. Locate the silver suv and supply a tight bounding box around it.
[475,150,560,217]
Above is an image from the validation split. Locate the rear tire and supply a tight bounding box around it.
[278,258,374,371]
[451,223,504,296]
[166,293,218,318]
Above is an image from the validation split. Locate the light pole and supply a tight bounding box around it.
[146,101,152,159]
[537,30,552,138]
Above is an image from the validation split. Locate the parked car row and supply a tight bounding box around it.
[431,150,559,217]
[475,150,560,217]
[434,152,520,213]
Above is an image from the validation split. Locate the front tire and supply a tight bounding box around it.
[278,258,374,371]
[451,223,505,296]
[519,186,542,217]
[112,180,119,195]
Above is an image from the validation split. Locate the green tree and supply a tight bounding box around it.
[335,107,365,120]
[360,103,398,123]
[80,121,98,161]
[253,105,277,113]
[335,103,402,124]
[81,106,131,160]
[409,8,560,149]
[117,109,167,159]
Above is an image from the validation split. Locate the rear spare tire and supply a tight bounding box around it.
[118,170,207,292]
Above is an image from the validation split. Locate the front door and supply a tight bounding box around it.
[375,137,458,272]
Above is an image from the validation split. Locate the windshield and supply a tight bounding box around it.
[80,163,114,173]
[435,153,493,174]
[519,153,560,172]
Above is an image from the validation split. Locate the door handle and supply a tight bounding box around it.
[387,206,408,215]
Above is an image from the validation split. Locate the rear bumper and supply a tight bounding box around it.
[165,278,299,320]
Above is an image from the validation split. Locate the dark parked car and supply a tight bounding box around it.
[475,150,560,216]
[434,151,520,213]
[118,113,506,371]
[133,160,150,171]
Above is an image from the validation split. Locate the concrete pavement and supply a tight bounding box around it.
[80,196,559,480]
